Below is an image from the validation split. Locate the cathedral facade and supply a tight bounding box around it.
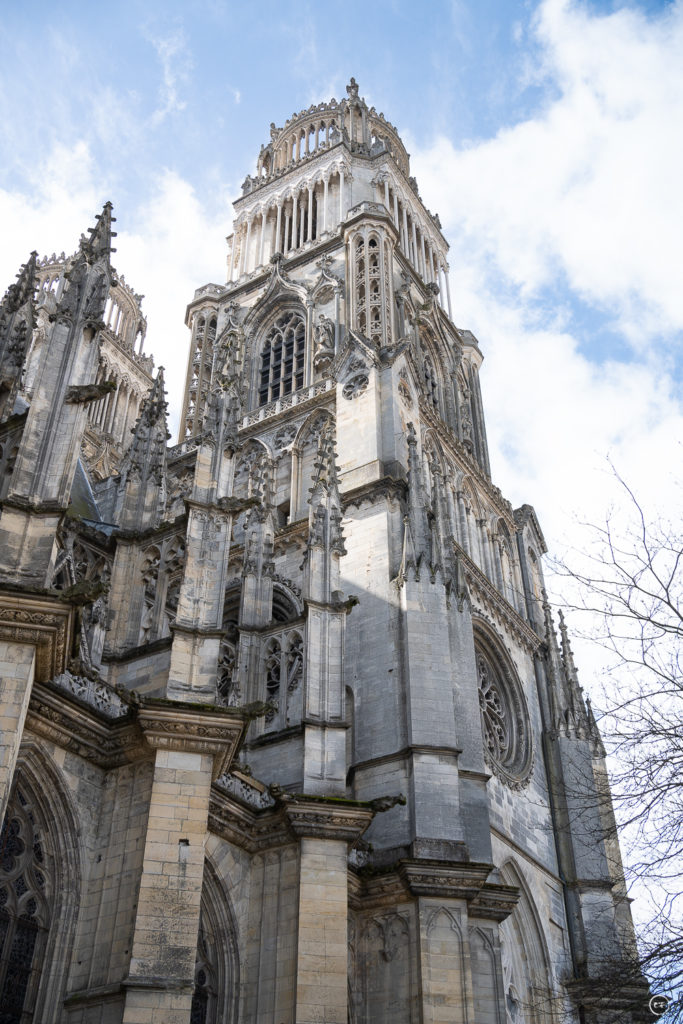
[0,81,642,1024]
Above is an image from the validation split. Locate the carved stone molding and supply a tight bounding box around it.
[398,860,493,901]
[468,881,520,922]
[0,593,76,682]
[285,798,374,842]
[26,681,142,769]
[208,785,291,854]
[136,698,247,779]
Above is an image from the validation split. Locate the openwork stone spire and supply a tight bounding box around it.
[79,201,117,262]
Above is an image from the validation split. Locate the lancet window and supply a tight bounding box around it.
[262,629,304,730]
[0,788,52,1023]
[184,312,217,436]
[352,231,392,346]
[258,311,306,406]
[217,590,241,707]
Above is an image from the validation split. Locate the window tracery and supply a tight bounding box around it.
[217,591,241,706]
[258,311,305,406]
[352,232,391,346]
[262,629,304,730]
[0,788,52,1023]
[475,644,532,788]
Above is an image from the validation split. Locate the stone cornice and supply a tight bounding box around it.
[101,635,172,665]
[284,798,374,842]
[341,475,407,513]
[26,682,143,769]
[349,858,514,912]
[469,882,521,921]
[399,860,492,901]
[112,513,187,545]
[208,786,292,853]
[0,591,76,682]
[0,496,65,517]
[136,698,247,779]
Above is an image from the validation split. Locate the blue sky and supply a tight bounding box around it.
[1,0,682,933]
[1,0,681,543]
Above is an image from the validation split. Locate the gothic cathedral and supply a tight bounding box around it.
[0,80,644,1024]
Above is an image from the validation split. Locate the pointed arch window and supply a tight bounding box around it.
[0,788,52,1023]
[262,630,304,730]
[258,311,306,406]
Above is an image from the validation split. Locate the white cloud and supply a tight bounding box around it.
[148,29,192,125]
[407,0,683,554]
[412,0,683,342]
[0,142,101,266]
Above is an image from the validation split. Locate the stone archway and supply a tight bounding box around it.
[499,862,555,1024]
[0,742,81,1024]
[191,857,240,1024]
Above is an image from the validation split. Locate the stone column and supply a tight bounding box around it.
[122,701,244,1024]
[244,217,252,275]
[275,201,283,254]
[287,801,372,1024]
[292,193,299,249]
[227,232,236,281]
[444,263,453,318]
[307,185,313,242]
[259,208,267,267]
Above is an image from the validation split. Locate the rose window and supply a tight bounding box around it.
[476,649,532,788]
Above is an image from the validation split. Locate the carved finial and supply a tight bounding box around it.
[558,609,580,685]
[346,77,359,100]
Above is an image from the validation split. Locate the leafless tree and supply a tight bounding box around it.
[551,467,682,1019]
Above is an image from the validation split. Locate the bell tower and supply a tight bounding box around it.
[173,79,641,1024]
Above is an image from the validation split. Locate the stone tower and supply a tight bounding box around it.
[0,82,644,1024]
